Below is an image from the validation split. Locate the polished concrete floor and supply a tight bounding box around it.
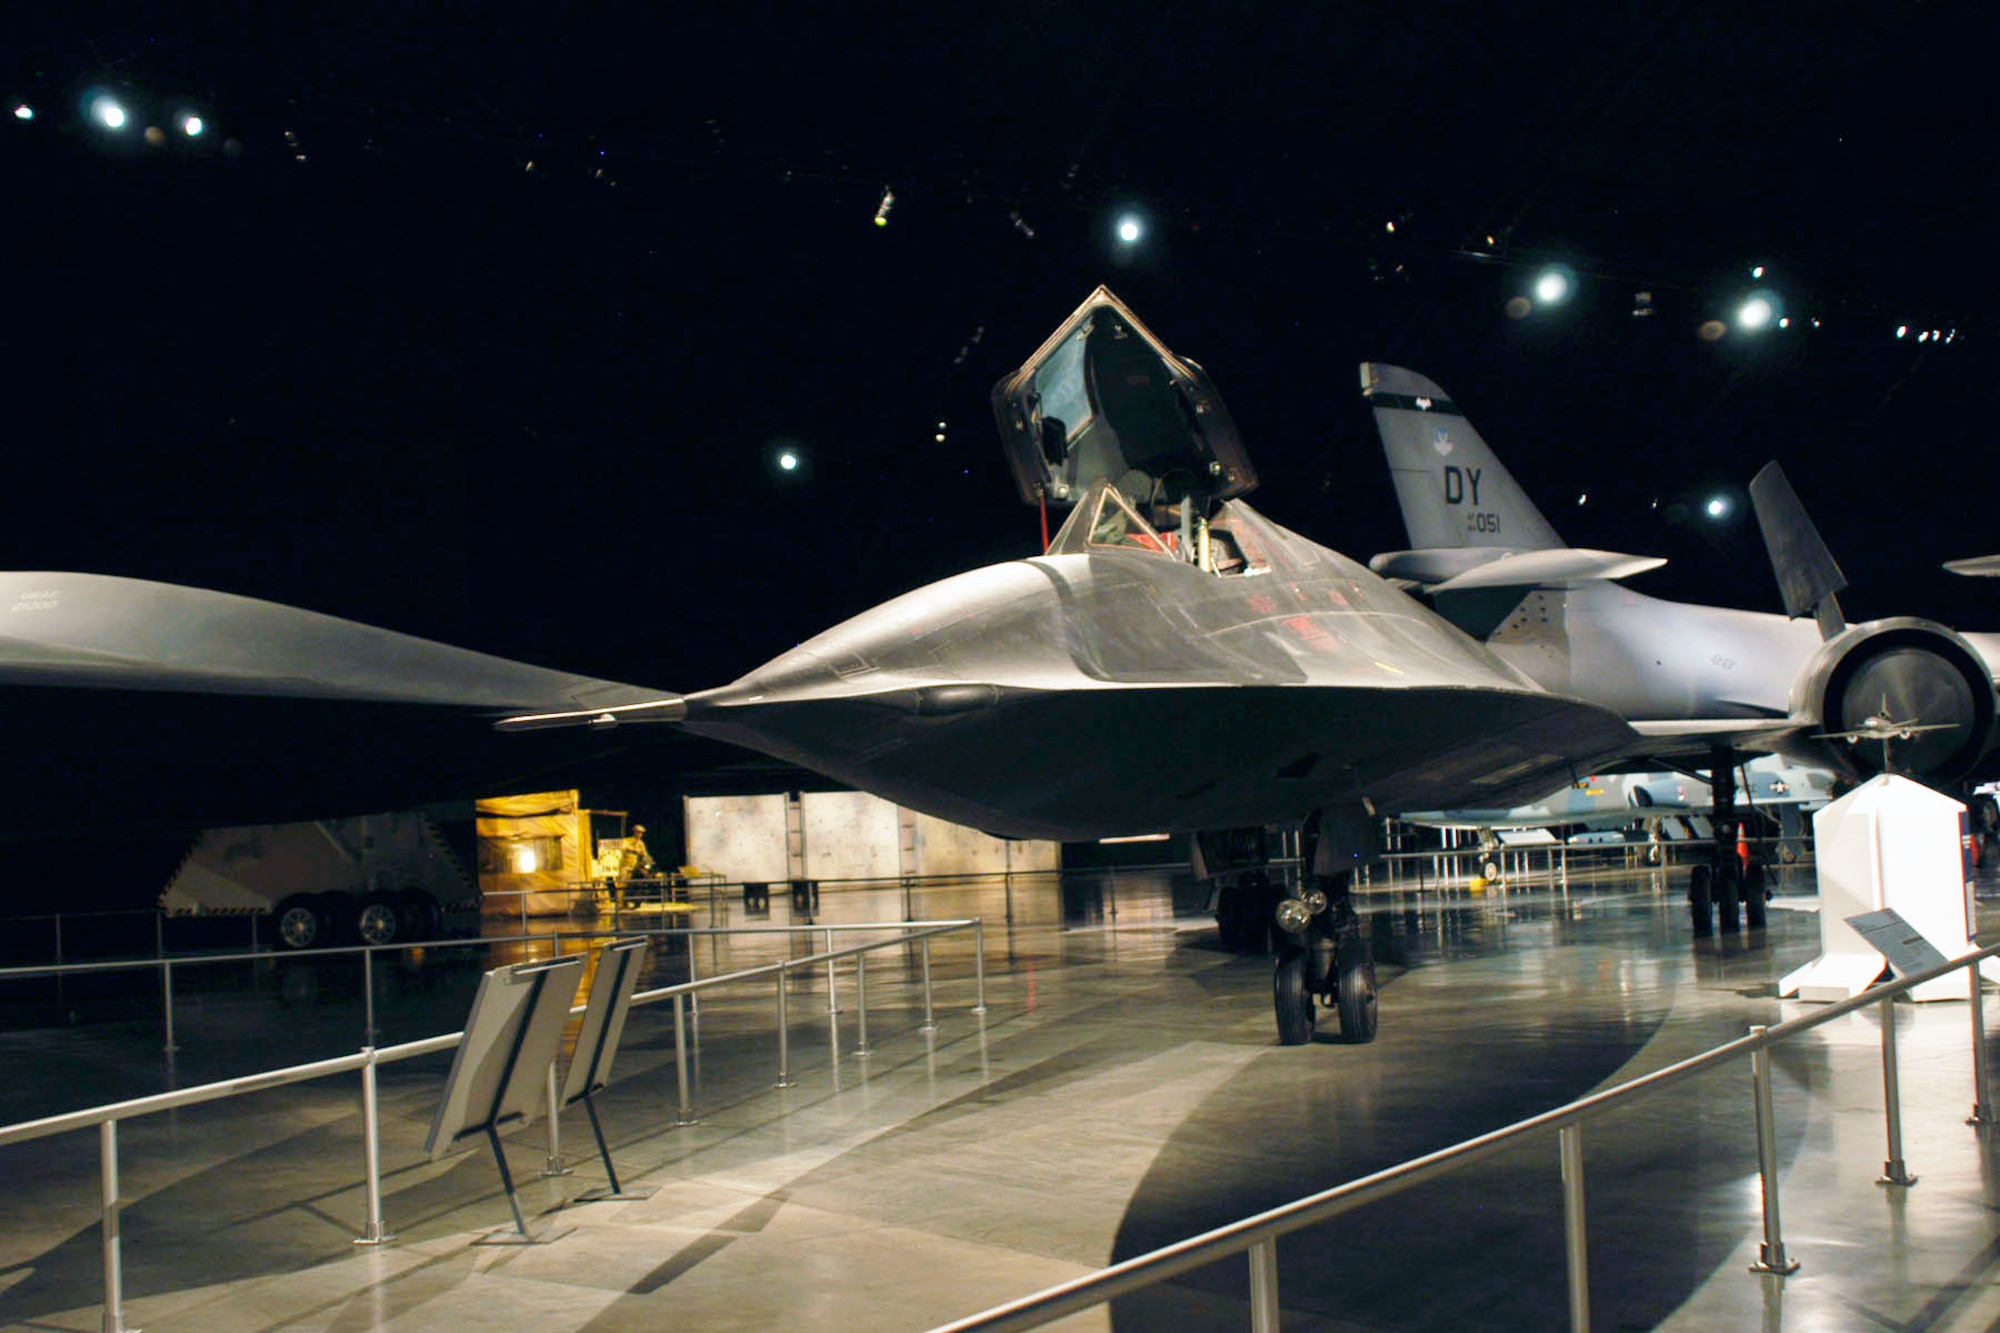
[3,861,2000,1331]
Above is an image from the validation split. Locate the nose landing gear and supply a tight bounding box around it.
[1272,878,1377,1045]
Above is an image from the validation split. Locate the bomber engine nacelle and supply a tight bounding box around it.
[1788,617,1998,783]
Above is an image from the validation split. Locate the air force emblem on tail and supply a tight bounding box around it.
[1442,464,1501,535]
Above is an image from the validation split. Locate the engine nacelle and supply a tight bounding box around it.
[1788,617,1998,783]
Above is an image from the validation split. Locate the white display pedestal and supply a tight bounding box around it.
[1779,774,1988,1002]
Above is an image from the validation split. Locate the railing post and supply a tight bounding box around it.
[826,928,839,1014]
[1878,995,1918,1186]
[1746,1026,1798,1275]
[1970,965,1995,1126]
[540,1060,571,1177]
[354,1047,396,1245]
[855,954,873,1057]
[972,920,988,1015]
[161,959,179,1054]
[362,948,377,1044]
[671,993,698,1124]
[100,1119,134,1333]
[687,941,701,1019]
[775,968,796,1088]
[1247,1237,1280,1333]
[1559,1122,1591,1332]
[919,938,936,1034]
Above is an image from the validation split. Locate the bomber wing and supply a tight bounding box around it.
[0,572,668,833]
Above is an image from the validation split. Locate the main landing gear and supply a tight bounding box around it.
[1688,744,1769,936]
[1271,873,1377,1046]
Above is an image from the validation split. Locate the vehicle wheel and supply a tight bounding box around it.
[1688,864,1713,935]
[1273,949,1315,1045]
[1480,857,1501,881]
[356,893,401,946]
[1336,938,1379,1044]
[1744,864,1768,930]
[394,889,441,941]
[274,895,323,950]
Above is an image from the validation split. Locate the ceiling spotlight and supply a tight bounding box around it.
[1115,212,1145,245]
[1735,293,1777,330]
[1751,265,1766,279]
[1918,330,1931,343]
[1705,496,1732,520]
[180,114,204,138]
[1896,325,1908,339]
[12,104,32,122]
[1532,265,1575,305]
[90,95,128,130]
[777,450,799,472]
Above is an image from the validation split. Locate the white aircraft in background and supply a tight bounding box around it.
[1363,362,2000,929]
[1404,754,1834,834]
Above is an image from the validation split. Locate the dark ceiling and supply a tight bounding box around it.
[8,3,1995,697]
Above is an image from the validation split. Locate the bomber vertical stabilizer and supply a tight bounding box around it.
[1363,362,1564,553]
[1361,364,1664,592]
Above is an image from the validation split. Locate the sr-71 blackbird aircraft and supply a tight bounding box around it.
[7,287,1998,1046]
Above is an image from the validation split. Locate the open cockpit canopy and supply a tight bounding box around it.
[992,286,1255,516]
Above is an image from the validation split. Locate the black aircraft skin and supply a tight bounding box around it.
[11,288,1998,1042]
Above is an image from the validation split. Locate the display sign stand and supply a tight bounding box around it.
[423,954,586,1244]
[1782,775,1991,1002]
[563,937,659,1203]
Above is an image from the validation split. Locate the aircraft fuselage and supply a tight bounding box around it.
[681,499,1639,841]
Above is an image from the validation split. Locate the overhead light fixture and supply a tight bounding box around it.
[1533,266,1575,305]
[1735,293,1778,330]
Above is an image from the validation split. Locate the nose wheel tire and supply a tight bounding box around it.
[1337,943,1379,1044]
[1274,949,1316,1045]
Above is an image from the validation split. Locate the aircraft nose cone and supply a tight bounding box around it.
[691,559,1071,711]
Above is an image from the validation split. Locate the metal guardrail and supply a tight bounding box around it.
[0,911,993,1054]
[928,941,2000,1333]
[0,917,987,1333]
